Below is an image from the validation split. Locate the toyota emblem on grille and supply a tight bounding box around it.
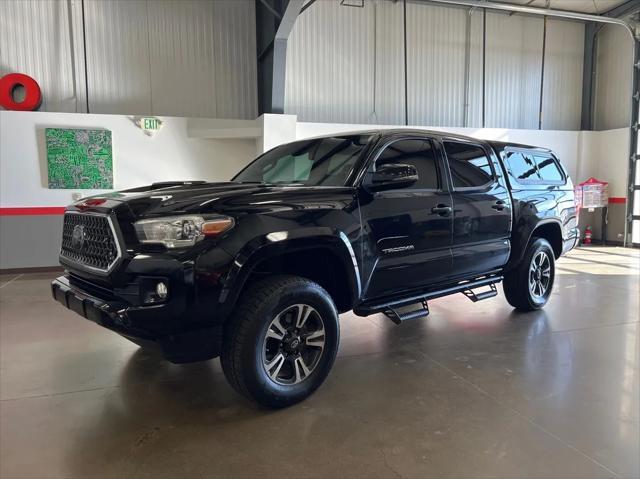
[72,225,86,251]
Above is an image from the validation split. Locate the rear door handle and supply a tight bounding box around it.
[492,200,507,211]
[431,204,452,216]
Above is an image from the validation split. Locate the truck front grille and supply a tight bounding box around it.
[60,212,121,274]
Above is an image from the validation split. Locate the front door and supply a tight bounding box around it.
[441,139,512,278]
[359,138,453,299]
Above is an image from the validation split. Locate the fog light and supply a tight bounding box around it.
[156,282,168,299]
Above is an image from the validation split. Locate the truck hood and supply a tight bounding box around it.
[71,181,355,219]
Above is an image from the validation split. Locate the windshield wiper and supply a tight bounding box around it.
[264,181,307,186]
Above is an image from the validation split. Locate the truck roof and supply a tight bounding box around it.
[302,129,553,153]
[487,140,553,153]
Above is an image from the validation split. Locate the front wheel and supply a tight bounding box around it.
[503,237,555,311]
[220,275,339,408]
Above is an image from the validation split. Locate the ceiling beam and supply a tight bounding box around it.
[603,0,640,19]
[271,0,304,114]
[255,0,305,115]
[424,0,634,34]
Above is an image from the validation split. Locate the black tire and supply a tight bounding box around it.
[503,237,555,311]
[220,275,339,408]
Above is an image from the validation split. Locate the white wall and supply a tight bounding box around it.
[0,111,257,208]
[0,110,258,269]
[577,127,630,198]
[0,112,631,269]
[3,110,626,210]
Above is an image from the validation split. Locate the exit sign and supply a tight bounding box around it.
[132,116,163,136]
[142,117,161,130]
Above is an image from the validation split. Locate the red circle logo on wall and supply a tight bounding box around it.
[0,73,42,111]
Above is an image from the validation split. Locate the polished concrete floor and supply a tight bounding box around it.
[0,246,638,478]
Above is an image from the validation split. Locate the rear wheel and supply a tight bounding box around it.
[504,237,555,311]
[220,275,339,408]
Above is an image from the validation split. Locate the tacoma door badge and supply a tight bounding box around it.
[382,245,415,254]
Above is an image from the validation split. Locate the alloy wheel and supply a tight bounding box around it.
[529,251,552,300]
[262,304,326,385]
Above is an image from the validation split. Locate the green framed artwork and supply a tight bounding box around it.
[46,128,113,189]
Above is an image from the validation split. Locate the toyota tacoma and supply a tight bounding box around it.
[52,129,579,408]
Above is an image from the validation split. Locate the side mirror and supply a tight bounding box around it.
[369,163,418,191]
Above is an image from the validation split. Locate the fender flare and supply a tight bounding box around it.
[218,227,361,315]
[506,218,563,271]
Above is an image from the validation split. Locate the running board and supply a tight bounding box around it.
[384,301,429,325]
[354,275,503,322]
[462,282,498,302]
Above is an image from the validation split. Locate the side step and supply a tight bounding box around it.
[384,301,429,325]
[354,275,503,324]
[462,282,498,302]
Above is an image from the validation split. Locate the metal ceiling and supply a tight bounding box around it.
[493,0,630,15]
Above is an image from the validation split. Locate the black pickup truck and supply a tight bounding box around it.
[52,129,578,407]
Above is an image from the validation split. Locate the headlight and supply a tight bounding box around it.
[134,215,234,248]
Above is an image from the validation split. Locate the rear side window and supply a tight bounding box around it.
[444,141,494,189]
[375,139,440,190]
[534,155,564,182]
[504,149,565,184]
[504,151,541,182]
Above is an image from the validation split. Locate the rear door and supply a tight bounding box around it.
[359,137,453,298]
[441,139,512,278]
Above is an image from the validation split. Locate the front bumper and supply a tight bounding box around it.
[51,276,222,363]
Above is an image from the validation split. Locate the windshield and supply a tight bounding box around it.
[233,135,373,186]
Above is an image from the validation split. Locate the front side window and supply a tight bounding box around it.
[534,155,564,182]
[374,139,440,190]
[233,135,372,186]
[444,141,494,189]
[505,150,542,182]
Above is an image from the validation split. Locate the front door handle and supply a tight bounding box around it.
[431,204,452,216]
[492,200,507,211]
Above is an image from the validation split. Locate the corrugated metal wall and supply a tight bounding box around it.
[371,1,405,125]
[2,0,624,130]
[284,0,408,125]
[542,19,584,131]
[406,3,467,127]
[483,12,543,130]
[285,0,407,125]
[0,0,78,113]
[285,0,585,130]
[84,0,152,115]
[466,9,484,128]
[0,0,257,119]
[594,24,633,131]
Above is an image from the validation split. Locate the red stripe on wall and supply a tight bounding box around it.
[608,197,626,204]
[0,207,66,216]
